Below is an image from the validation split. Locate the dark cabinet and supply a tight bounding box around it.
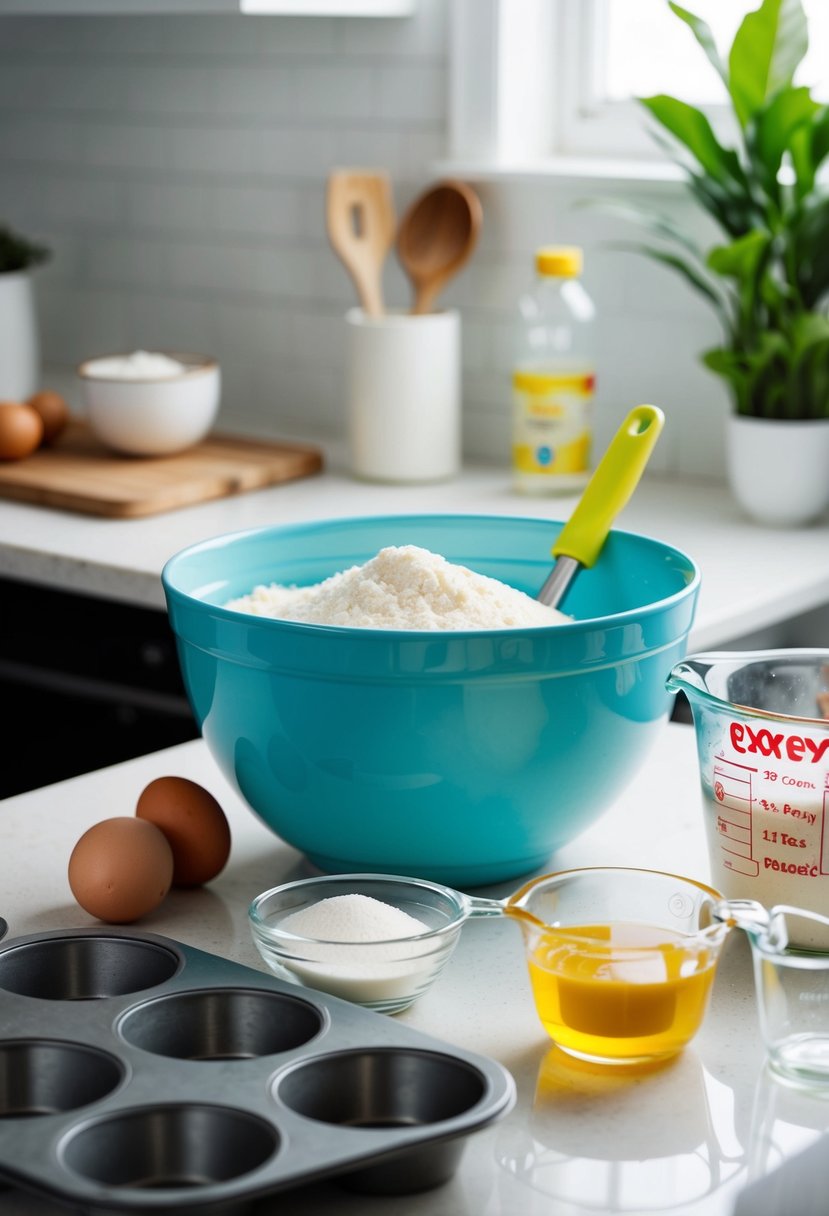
[0,576,199,798]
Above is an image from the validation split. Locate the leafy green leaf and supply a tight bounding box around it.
[577,197,704,258]
[601,0,829,419]
[685,173,757,239]
[789,106,829,199]
[638,94,746,186]
[707,231,771,281]
[668,3,728,90]
[753,86,818,186]
[728,0,808,127]
[788,195,829,307]
[628,243,731,321]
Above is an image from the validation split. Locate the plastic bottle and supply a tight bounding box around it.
[511,245,596,494]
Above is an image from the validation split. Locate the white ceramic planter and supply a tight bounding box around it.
[0,270,39,401]
[726,415,829,527]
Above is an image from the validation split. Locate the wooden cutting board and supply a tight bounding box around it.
[0,421,324,518]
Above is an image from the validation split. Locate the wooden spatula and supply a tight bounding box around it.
[326,170,396,317]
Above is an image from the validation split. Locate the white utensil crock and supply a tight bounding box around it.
[346,308,461,483]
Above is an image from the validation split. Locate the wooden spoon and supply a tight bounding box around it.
[396,179,482,315]
[326,170,396,318]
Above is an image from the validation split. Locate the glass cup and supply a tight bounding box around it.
[503,867,730,1066]
[734,903,829,1086]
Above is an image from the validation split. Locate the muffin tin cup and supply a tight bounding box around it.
[0,928,515,1214]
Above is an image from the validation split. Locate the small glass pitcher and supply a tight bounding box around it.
[666,650,829,948]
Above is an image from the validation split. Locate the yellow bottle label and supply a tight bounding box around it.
[512,367,595,478]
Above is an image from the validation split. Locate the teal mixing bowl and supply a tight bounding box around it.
[162,514,699,886]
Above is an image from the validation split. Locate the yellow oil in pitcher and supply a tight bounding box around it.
[526,922,719,1062]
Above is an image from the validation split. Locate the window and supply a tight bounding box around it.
[449,0,829,173]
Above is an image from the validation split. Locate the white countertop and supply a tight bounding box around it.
[1,723,827,1216]
[1,449,828,650]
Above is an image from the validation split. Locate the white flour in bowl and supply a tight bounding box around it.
[225,544,569,630]
[82,350,189,380]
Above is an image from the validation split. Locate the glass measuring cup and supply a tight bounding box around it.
[667,650,829,950]
[723,901,829,1085]
[502,867,729,1065]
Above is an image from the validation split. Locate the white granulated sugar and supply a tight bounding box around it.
[225,544,570,630]
[280,894,427,942]
[276,893,435,1004]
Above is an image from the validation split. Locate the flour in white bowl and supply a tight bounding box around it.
[82,350,189,380]
[225,544,569,630]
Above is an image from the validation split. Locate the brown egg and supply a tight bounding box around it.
[136,776,231,887]
[68,817,174,924]
[27,389,69,445]
[0,401,43,460]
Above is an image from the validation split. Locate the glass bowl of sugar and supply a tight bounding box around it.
[248,874,481,1014]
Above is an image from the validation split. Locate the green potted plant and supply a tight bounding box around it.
[0,223,51,402]
[612,0,829,526]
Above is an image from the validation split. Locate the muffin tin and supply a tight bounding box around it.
[0,927,515,1214]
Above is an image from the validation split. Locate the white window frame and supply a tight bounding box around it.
[555,0,672,161]
[445,0,714,181]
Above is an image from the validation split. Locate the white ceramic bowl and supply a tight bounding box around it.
[77,351,221,457]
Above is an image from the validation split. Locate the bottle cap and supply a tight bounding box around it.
[535,246,582,277]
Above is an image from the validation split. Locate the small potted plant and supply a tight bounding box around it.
[0,223,51,403]
[611,0,829,526]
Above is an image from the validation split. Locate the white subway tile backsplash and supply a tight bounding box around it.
[453,257,535,313]
[0,59,57,108]
[461,401,510,466]
[214,298,292,359]
[257,127,336,176]
[295,65,374,121]
[126,293,218,354]
[0,116,81,164]
[247,361,340,431]
[164,240,262,295]
[0,6,723,480]
[214,64,295,119]
[399,128,444,172]
[125,63,216,116]
[39,284,128,364]
[32,60,128,112]
[374,63,444,123]
[42,173,129,227]
[82,122,172,172]
[88,15,339,57]
[340,0,446,56]
[208,183,302,237]
[287,304,348,368]
[126,180,211,232]
[84,234,166,287]
[253,243,326,298]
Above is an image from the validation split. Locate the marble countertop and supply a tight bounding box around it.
[0,723,827,1216]
[1,450,828,650]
